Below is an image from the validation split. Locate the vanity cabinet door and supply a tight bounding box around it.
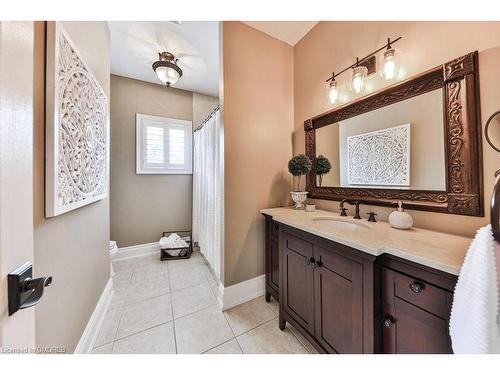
[382,267,453,354]
[313,245,363,354]
[282,232,315,335]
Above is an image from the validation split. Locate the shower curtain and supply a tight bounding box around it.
[192,108,223,280]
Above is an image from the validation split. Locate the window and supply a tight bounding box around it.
[136,114,192,174]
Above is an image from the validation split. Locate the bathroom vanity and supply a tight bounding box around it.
[261,50,485,353]
[262,208,469,354]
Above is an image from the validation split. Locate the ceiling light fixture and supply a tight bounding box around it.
[325,37,402,102]
[152,52,183,87]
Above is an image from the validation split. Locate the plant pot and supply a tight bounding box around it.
[290,191,308,210]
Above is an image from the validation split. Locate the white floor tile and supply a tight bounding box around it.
[169,264,210,292]
[93,308,122,347]
[224,297,276,336]
[171,283,217,319]
[204,338,242,354]
[236,319,308,354]
[113,322,176,354]
[124,276,170,305]
[174,305,234,354]
[116,294,172,339]
[91,343,113,354]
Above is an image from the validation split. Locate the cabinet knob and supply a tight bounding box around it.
[304,257,312,266]
[383,317,394,328]
[312,260,322,269]
[409,280,425,294]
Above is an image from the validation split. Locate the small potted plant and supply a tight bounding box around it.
[315,155,332,187]
[288,154,312,209]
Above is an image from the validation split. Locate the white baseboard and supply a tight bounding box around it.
[74,278,114,354]
[112,242,159,262]
[221,274,265,311]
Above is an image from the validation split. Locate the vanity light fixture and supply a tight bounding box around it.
[351,59,368,94]
[327,74,338,104]
[325,37,402,102]
[152,52,183,87]
[381,38,398,80]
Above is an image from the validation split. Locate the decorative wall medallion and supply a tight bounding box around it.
[347,124,410,186]
[45,22,108,217]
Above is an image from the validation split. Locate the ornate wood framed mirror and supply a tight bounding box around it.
[305,51,483,216]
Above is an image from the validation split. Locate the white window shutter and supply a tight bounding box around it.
[136,114,192,174]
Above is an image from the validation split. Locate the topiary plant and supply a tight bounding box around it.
[315,155,332,187]
[288,154,312,191]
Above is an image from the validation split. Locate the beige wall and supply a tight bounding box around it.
[294,22,500,237]
[223,22,294,286]
[34,21,110,352]
[110,75,194,247]
[193,92,219,128]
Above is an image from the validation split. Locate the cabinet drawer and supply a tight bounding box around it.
[284,232,313,258]
[394,271,451,319]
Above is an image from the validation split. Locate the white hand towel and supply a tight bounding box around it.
[449,225,500,353]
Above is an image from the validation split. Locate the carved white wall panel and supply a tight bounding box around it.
[45,22,108,217]
[347,124,410,186]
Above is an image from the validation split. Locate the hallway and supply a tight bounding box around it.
[92,252,317,354]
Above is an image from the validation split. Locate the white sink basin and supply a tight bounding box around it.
[312,216,370,231]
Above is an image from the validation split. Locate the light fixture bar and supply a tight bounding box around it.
[326,36,402,82]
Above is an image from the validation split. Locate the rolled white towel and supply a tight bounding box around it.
[167,233,181,241]
[159,236,188,249]
[159,236,173,248]
[165,239,188,249]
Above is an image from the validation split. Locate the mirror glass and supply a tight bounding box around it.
[316,88,446,190]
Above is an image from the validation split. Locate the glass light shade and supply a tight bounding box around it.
[351,65,368,94]
[382,48,397,80]
[155,66,181,86]
[327,80,338,104]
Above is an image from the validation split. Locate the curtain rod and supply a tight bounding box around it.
[194,105,220,132]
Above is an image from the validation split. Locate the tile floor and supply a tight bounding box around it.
[92,251,317,354]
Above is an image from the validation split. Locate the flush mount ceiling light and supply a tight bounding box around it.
[325,37,402,102]
[152,52,183,87]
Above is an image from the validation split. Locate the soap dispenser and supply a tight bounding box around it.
[388,201,413,229]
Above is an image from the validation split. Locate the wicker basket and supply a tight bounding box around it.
[160,231,193,261]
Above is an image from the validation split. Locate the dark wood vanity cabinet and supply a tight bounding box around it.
[262,215,458,354]
[279,224,376,354]
[379,256,456,354]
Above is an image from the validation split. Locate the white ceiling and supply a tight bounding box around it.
[243,21,318,46]
[109,21,219,97]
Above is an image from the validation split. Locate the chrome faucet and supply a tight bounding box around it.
[340,200,361,219]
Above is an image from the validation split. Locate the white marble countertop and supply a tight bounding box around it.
[261,207,472,276]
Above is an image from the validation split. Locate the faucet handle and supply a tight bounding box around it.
[367,212,377,222]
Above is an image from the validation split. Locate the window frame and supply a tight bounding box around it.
[136,113,193,175]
